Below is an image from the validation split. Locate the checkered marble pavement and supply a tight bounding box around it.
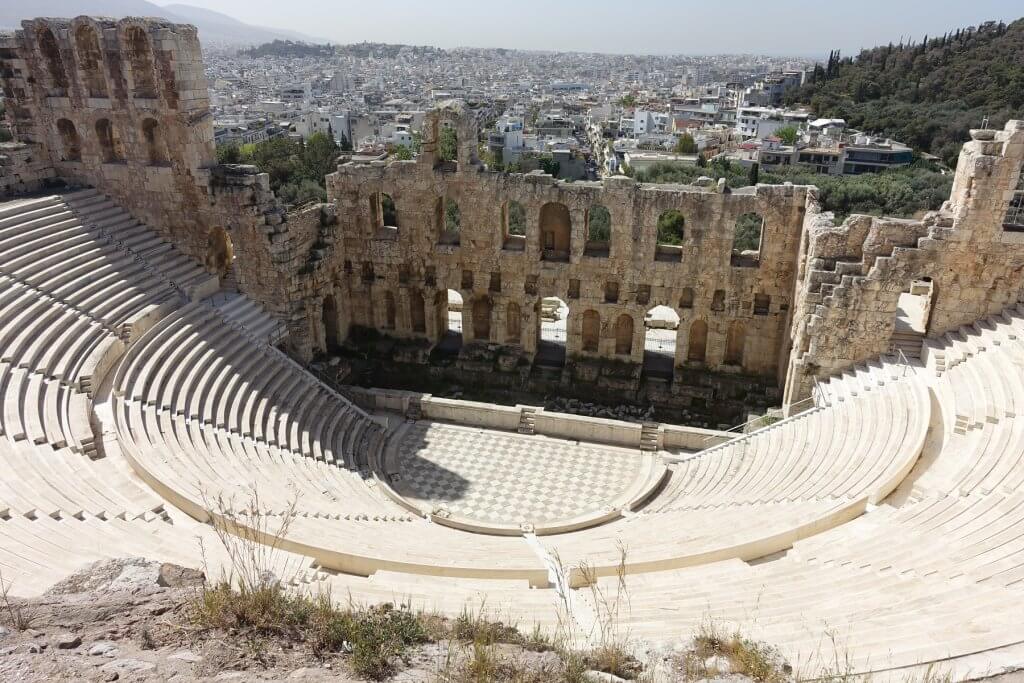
[395,422,643,525]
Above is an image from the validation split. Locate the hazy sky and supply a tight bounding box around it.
[156,0,1022,56]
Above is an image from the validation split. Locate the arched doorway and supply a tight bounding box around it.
[536,296,568,366]
[435,289,463,355]
[205,227,234,278]
[891,277,935,358]
[539,203,571,261]
[643,305,680,378]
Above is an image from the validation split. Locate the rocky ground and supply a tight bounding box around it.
[0,558,713,682]
[4,557,1001,682]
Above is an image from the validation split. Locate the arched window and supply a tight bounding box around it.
[679,287,694,309]
[383,291,396,330]
[732,212,764,267]
[539,202,571,261]
[95,118,123,163]
[472,297,492,341]
[656,209,685,245]
[438,197,461,245]
[36,27,68,95]
[437,122,458,169]
[125,26,157,99]
[506,201,526,235]
[205,226,233,276]
[381,193,397,228]
[687,320,708,362]
[582,309,600,352]
[409,290,426,334]
[725,321,746,366]
[505,302,521,343]
[585,204,611,257]
[75,25,107,98]
[56,119,81,162]
[141,118,168,165]
[614,314,634,355]
[502,200,527,251]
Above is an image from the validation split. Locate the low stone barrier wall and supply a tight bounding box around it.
[345,386,732,452]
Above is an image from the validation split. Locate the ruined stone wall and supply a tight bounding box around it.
[312,103,808,383]
[784,121,1024,405]
[0,141,57,195]
[1,18,216,252]
[0,16,302,354]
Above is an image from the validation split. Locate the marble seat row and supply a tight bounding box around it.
[115,303,382,469]
[656,373,928,510]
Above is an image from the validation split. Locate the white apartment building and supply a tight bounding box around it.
[735,106,809,140]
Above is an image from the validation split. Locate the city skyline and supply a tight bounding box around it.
[155,0,1021,56]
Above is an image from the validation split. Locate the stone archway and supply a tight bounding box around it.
[205,226,234,277]
[539,202,571,261]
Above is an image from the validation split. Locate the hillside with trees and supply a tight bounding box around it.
[241,40,335,58]
[786,18,1024,166]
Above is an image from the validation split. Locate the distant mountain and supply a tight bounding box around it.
[0,0,326,46]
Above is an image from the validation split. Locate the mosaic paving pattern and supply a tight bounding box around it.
[396,422,643,525]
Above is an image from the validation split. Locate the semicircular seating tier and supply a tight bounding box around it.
[8,191,1024,678]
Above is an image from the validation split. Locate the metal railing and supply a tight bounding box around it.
[698,377,827,449]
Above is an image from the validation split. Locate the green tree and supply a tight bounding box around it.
[587,205,612,242]
[618,93,637,107]
[439,126,458,162]
[338,132,353,152]
[748,162,760,185]
[733,213,764,252]
[393,145,413,161]
[216,144,242,164]
[674,133,697,154]
[538,155,560,177]
[444,198,461,234]
[774,125,799,145]
[656,209,685,245]
[298,132,340,185]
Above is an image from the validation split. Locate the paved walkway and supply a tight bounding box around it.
[394,422,644,525]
